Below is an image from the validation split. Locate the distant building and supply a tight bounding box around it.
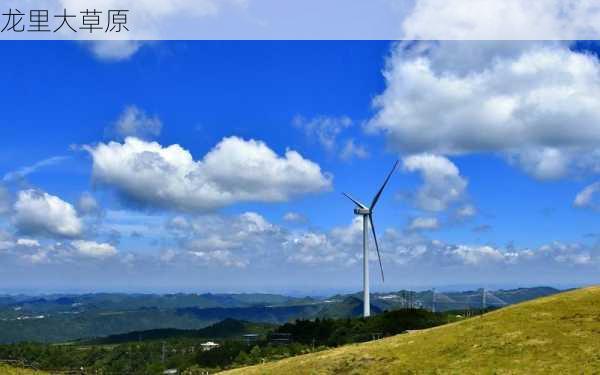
[200,341,220,351]
[243,333,260,344]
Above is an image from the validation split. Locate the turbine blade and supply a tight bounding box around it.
[370,160,399,210]
[342,192,367,209]
[369,214,385,282]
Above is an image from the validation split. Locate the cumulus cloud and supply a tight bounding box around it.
[65,1,247,59]
[379,235,599,268]
[401,0,600,40]
[368,42,600,180]
[408,217,439,231]
[71,240,117,258]
[108,106,162,140]
[169,212,280,268]
[448,245,506,265]
[285,232,354,266]
[86,136,331,212]
[403,153,467,211]
[539,241,593,265]
[574,182,600,209]
[189,250,247,268]
[13,190,83,238]
[12,239,120,264]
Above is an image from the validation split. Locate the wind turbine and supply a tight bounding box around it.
[343,160,399,317]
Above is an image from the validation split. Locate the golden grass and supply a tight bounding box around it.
[222,286,600,374]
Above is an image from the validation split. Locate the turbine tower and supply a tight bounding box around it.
[343,160,399,317]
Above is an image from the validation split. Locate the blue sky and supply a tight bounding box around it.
[0,41,599,294]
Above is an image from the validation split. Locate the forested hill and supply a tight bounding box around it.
[0,287,560,343]
[87,318,274,344]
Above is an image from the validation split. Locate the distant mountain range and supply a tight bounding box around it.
[0,287,561,343]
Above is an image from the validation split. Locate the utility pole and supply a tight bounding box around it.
[432,288,436,313]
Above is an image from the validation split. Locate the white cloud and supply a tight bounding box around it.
[108,106,162,140]
[330,216,364,245]
[293,115,367,160]
[283,212,306,223]
[64,1,247,59]
[447,245,506,265]
[574,182,600,209]
[77,192,101,216]
[86,136,331,211]
[403,153,467,211]
[369,43,600,180]
[539,242,593,265]
[13,190,83,238]
[86,41,145,62]
[401,0,600,40]
[340,139,369,161]
[71,240,117,258]
[408,217,439,231]
[3,156,68,183]
[164,212,281,268]
[285,232,352,265]
[0,186,10,215]
[456,204,477,219]
[189,250,247,268]
[293,115,352,151]
[16,239,40,247]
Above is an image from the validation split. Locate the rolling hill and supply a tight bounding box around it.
[0,287,560,343]
[222,286,600,374]
[87,318,274,344]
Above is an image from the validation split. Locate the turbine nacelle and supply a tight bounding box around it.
[354,208,371,215]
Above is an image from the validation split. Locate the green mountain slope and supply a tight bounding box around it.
[87,318,274,344]
[223,286,600,374]
[0,364,46,374]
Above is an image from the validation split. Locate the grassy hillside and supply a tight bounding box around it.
[223,286,600,374]
[0,364,46,374]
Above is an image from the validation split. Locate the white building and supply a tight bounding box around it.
[200,341,220,351]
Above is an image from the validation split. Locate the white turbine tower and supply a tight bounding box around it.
[343,160,399,318]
